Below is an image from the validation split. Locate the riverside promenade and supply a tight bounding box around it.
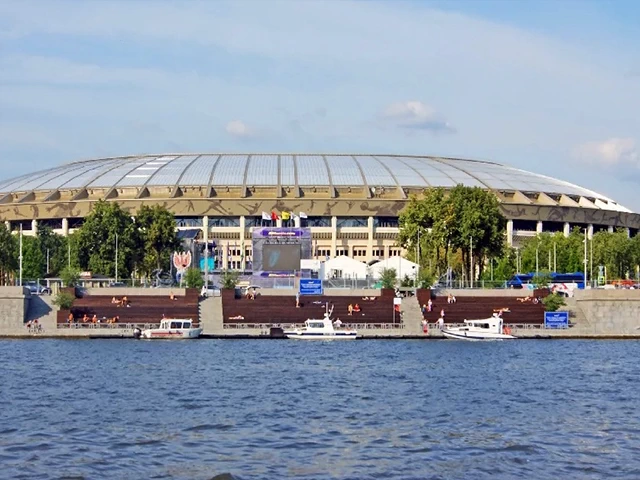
[1,286,640,339]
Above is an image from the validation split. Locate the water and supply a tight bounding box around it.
[1,339,639,480]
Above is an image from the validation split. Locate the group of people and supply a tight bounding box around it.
[66,313,120,325]
[347,303,362,315]
[25,319,42,333]
[421,298,446,334]
[111,296,130,307]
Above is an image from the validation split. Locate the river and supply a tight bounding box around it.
[1,339,639,479]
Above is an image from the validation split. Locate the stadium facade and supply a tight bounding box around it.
[0,153,638,268]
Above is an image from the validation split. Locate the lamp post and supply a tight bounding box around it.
[115,233,119,283]
[19,224,23,287]
[535,245,539,279]
[470,235,473,289]
[583,228,588,288]
[590,234,593,288]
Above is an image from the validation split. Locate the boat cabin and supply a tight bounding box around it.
[463,316,503,332]
[160,319,193,330]
[305,320,326,329]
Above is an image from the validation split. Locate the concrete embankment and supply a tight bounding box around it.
[2,287,640,339]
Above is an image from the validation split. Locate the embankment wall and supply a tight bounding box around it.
[0,287,30,328]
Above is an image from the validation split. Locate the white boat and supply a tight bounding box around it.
[136,318,203,339]
[284,306,357,340]
[442,314,516,341]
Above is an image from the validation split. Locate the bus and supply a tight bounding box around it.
[507,272,585,295]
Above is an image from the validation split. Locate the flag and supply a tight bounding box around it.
[261,211,270,221]
[271,211,279,221]
[299,211,308,219]
[282,211,291,221]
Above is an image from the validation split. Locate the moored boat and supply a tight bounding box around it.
[135,318,202,339]
[442,314,516,341]
[284,306,357,340]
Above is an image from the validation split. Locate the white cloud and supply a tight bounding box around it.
[381,101,455,133]
[573,138,638,166]
[225,120,253,138]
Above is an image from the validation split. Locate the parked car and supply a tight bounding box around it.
[108,282,127,288]
[24,281,51,295]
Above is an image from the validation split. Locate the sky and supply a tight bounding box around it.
[1,0,639,209]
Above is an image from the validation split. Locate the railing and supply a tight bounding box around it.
[57,323,161,330]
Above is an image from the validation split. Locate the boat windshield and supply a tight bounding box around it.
[308,322,325,328]
[170,321,183,329]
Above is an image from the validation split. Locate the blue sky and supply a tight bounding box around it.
[1,0,639,209]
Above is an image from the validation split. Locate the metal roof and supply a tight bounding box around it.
[0,153,629,212]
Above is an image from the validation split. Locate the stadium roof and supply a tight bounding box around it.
[0,153,630,213]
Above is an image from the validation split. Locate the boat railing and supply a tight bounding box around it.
[223,322,405,330]
[429,322,548,330]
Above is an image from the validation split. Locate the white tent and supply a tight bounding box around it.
[323,255,369,280]
[370,257,419,280]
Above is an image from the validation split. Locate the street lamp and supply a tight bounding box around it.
[583,228,588,288]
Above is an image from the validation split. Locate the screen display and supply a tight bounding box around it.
[262,244,301,271]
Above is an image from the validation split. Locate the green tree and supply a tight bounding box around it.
[136,205,180,277]
[36,225,68,276]
[379,268,397,289]
[0,224,18,285]
[416,268,436,289]
[184,267,204,289]
[60,266,80,287]
[398,186,506,282]
[75,201,139,278]
[20,235,45,280]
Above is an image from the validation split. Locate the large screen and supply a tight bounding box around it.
[262,244,301,271]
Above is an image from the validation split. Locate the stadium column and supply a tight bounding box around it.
[331,216,337,258]
[239,216,246,270]
[506,220,514,246]
[4,221,9,232]
[563,222,570,237]
[367,216,374,262]
[536,221,543,235]
[608,226,614,233]
[202,216,209,244]
[222,242,229,270]
[31,219,38,235]
[62,218,69,236]
[588,224,593,240]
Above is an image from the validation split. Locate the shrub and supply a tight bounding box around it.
[184,267,204,289]
[52,291,75,310]
[380,268,397,289]
[542,293,566,312]
[220,269,240,289]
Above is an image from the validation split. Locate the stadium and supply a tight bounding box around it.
[0,153,638,270]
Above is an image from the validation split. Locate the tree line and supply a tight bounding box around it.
[398,186,640,286]
[0,201,181,285]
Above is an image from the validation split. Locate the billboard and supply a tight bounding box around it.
[251,227,312,275]
[262,244,301,271]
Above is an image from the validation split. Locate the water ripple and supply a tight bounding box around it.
[0,339,639,479]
